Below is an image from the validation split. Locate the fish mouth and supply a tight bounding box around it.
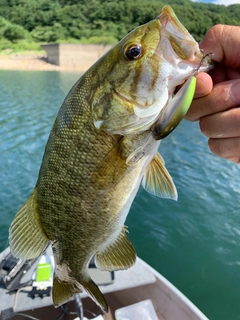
[150,6,214,140]
[157,5,213,73]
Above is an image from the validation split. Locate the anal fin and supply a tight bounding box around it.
[95,226,136,271]
[52,275,80,306]
[9,188,49,259]
[142,152,177,200]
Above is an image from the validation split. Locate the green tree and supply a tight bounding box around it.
[0,0,239,48]
[3,23,28,41]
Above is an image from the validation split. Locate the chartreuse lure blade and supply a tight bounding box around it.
[152,75,196,140]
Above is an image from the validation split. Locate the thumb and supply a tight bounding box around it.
[194,72,213,98]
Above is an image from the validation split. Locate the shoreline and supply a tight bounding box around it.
[0,52,85,72]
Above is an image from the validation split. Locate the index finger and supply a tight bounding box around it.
[185,78,240,121]
[199,25,240,68]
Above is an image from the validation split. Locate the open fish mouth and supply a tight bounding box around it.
[150,6,214,140]
[157,5,213,72]
[91,5,214,137]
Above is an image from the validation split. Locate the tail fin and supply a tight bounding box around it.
[9,188,49,259]
[82,278,108,312]
[52,274,108,313]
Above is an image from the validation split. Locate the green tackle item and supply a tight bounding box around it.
[152,76,196,140]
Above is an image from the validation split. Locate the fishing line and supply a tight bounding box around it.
[13,286,32,311]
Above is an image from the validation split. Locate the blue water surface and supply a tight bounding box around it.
[1,70,240,320]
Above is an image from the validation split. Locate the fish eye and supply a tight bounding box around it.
[125,44,142,61]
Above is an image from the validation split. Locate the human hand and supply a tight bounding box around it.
[185,25,240,163]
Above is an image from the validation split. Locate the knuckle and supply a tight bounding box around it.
[213,84,231,110]
[204,24,224,43]
[211,24,224,34]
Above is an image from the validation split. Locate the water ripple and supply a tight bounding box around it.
[1,71,240,320]
[0,70,80,239]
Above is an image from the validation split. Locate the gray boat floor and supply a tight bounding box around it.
[0,246,156,315]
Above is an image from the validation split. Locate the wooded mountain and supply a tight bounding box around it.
[0,0,239,50]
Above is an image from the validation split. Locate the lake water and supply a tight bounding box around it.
[1,70,240,320]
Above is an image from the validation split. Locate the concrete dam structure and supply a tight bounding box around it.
[41,43,112,71]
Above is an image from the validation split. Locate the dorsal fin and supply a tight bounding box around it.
[142,152,177,200]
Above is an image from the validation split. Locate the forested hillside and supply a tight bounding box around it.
[0,0,239,52]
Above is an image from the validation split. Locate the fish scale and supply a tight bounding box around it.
[9,5,213,313]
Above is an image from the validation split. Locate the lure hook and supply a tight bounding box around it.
[193,51,214,76]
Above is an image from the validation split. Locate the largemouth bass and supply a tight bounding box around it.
[9,5,212,312]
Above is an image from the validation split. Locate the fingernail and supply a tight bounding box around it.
[230,81,240,103]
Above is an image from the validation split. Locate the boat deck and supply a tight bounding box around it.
[0,247,208,320]
[0,247,158,320]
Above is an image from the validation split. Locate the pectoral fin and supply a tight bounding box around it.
[126,132,157,166]
[9,188,49,259]
[95,226,136,271]
[152,75,196,140]
[142,152,177,200]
